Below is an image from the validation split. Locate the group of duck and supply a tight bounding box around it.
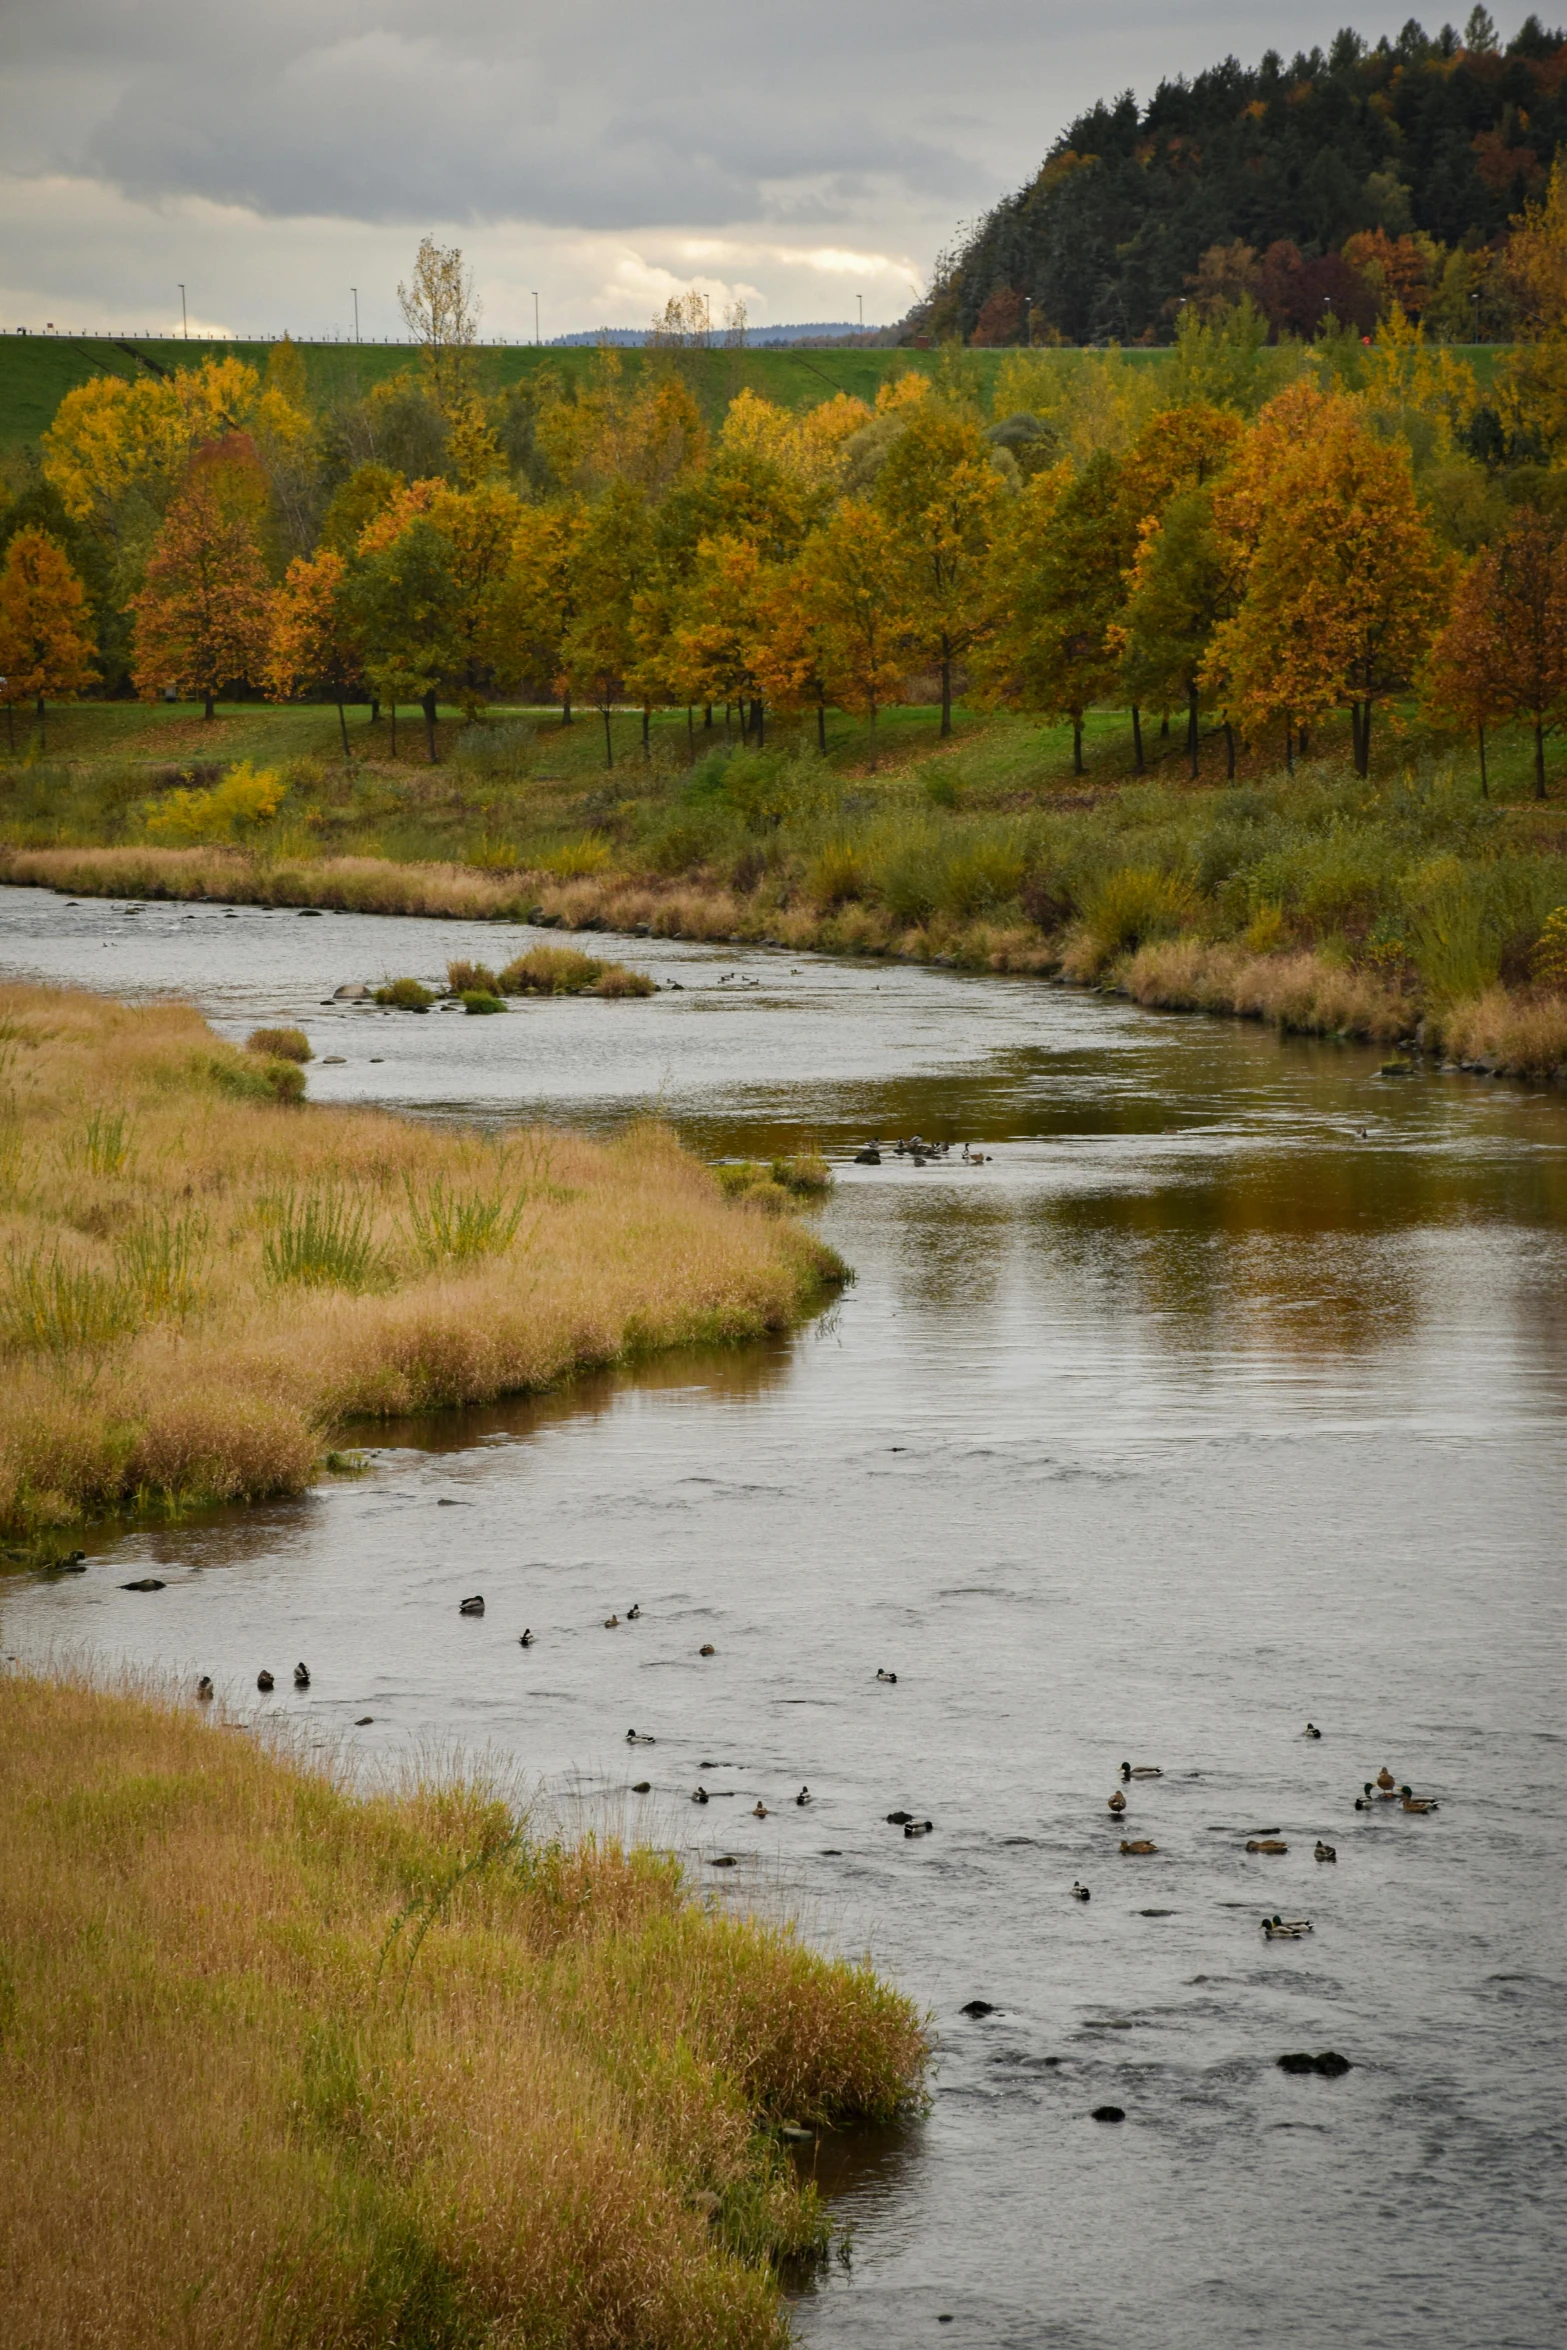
[1088,1743,1440,1937]
[852,1136,990,1166]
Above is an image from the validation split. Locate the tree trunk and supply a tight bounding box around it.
[1535,714,1547,799]
[687,705,694,750]
[868,701,878,774]
[1187,682,1199,779]
[1478,723,1488,799]
[704,704,713,730]
[817,698,827,754]
[390,702,397,755]
[1224,721,1235,779]
[422,691,438,762]
[755,697,764,746]
[337,700,350,759]
[1159,712,1170,740]
[1285,719,1294,777]
[1131,704,1144,773]
[203,691,215,721]
[940,655,952,739]
[724,702,731,739]
[4,702,12,751]
[561,689,573,726]
[641,704,650,759]
[1298,721,1310,759]
[369,697,380,724]
[602,706,614,768]
[36,700,45,749]
[1355,703,1370,779]
[1072,714,1084,776]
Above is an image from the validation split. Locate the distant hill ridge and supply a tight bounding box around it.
[910,13,1567,346]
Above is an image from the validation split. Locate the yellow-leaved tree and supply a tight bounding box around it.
[265,549,364,758]
[872,402,1006,736]
[798,500,909,771]
[0,529,98,748]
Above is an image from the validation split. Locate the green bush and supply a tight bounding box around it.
[459,990,505,1014]
[1082,866,1196,962]
[245,1026,313,1063]
[373,977,436,1010]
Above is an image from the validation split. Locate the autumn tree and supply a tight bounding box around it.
[670,535,774,743]
[1114,489,1243,776]
[977,451,1131,773]
[873,404,1005,736]
[1206,397,1452,775]
[350,520,460,760]
[0,530,97,748]
[505,501,589,723]
[559,481,655,767]
[1426,512,1567,798]
[265,548,364,757]
[798,501,909,770]
[398,237,480,413]
[128,476,272,719]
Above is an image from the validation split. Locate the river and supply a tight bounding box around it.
[2,885,1564,2350]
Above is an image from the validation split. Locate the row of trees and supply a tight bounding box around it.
[8,357,1564,793]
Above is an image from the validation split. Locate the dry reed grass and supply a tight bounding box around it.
[0,1672,927,2348]
[1120,939,1416,1042]
[1433,984,1567,1075]
[0,985,840,1537]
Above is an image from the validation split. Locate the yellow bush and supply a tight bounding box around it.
[143,760,286,845]
[1531,904,1567,991]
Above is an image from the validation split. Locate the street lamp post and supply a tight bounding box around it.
[178,284,188,339]
[532,290,540,346]
[857,293,863,328]
[351,287,360,343]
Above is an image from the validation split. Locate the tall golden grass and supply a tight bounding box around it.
[1433,984,1567,1075]
[1120,938,1417,1042]
[0,1673,928,2348]
[0,986,840,1537]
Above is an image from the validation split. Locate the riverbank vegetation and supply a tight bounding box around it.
[0,985,839,1542]
[0,1670,926,2347]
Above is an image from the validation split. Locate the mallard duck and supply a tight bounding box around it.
[603,1614,620,1629]
[795,1785,812,1807]
[1305,1722,1322,1739]
[699,1642,716,1657]
[459,1594,484,1616]
[196,1675,213,1702]
[886,1809,913,1825]
[876,1668,898,1683]
[1071,1881,1091,1902]
[1119,1838,1158,1855]
[1262,1915,1312,1939]
[1121,1763,1162,1779]
[1375,1767,1396,1791]
[625,1729,655,1745]
[518,1629,534,1647]
[1314,1841,1337,1862]
[1246,1838,1289,1854]
[903,1819,934,1838]
[961,1144,988,1164]
[293,1662,310,1688]
[626,1604,641,1620]
[257,1670,275,1692]
[753,1801,769,1818]
[692,1786,709,1805]
[1399,1787,1439,1813]
[1108,1789,1127,1814]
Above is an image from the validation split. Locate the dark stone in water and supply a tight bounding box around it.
[1091,2105,1126,2123]
[298,908,323,917]
[355,1716,374,1726]
[1279,2050,1352,2077]
[631,1779,652,1793]
[960,1999,997,2018]
[709,1855,739,1868]
[1278,2052,1317,2074]
[121,1577,165,1591]
[886,1810,914,1825]
[48,1552,88,1572]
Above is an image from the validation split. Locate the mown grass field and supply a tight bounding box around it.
[0,1670,927,2347]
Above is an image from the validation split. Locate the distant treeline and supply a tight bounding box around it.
[909,13,1567,346]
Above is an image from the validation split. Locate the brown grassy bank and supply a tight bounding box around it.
[0,1672,927,2349]
[0,985,840,1540]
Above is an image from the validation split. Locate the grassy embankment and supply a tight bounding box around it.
[5,697,1567,1077]
[0,1671,926,2347]
[0,985,840,1543]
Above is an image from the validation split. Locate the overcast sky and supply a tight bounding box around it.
[0,2,1487,341]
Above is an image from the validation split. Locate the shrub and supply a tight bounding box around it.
[245,1026,312,1063]
[1532,905,1567,990]
[936,830,1028,920]
[538,834,613,879]
[1408,873,1501,1005]
[373,977,436,1009]
[591,966,656,999]
[260,1191,385,1292]
[1082,866,1196,965]
[144,761,286,845]
[499,947,651,998]
[806,838,868,907]
[459,990,506,1014]
[446,960,499,996]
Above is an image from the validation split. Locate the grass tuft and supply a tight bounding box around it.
[245,1024,312,1062]
[373,976,437,1010]
[260,1189,386,1293]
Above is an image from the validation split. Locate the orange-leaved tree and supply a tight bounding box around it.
[1425,511,1567,799]
[0,528,98,749]
[129,476,272,719]
[798,500,909,771]
[1206,393,1452,775]
[265,548,364,757]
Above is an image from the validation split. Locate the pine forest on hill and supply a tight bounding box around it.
[913,11,1567,345]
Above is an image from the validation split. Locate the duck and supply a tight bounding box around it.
[603,1614,620,1629]
[1262,1915,1312,1939]
[1119,1838,1158,1856]
[753,1801,769,1818]
[692,1786,709,1805]
[698,1642,716,1657]
[256,1670,275,1692]
[1358,1780,1399,1805]
[293,1662,310,1689]
[1399,1787,1439,1814]
[1305,1722,1322,1739]
[1375,1767,1396,1791]
[1121,1763,1162,1780]
[518,1629,534,1647]
[876,1668,898,1684]
[854,1145,882,1166]
[459,1594,485,1616]
[626,1604,641,1620]
[625,1729,656,1745]
[1107,1789,1127,1815]
[1246,1838,1289,1854]
[1071,1881,1091,1902]
[903,1819,934,1838]
[1314,1841,1337,1863]
[886,1809,914,1825]
[196,1675,213,1702]
[795,1786,813,1807]
[961,1143,987,1164]
[631,1779,651,1793]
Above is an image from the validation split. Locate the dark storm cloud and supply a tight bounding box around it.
[6,0,1422,231]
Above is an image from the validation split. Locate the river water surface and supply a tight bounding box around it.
[1,888,1564,2350]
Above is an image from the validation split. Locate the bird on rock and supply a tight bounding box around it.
[257,1670,275,1692]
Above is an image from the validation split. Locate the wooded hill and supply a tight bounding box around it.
[912,13,1567,345]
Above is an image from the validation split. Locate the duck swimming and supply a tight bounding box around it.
[625,1729,656,1744]
[1107,1789,1127,1815]
[692,1786,710,1805]
[1246,1838,1289,1854]
[518,1629,534,1647]
[1375,1767,1396,1791]
[294,1662,310,1689]
[1071,1882,1091,1902]
[603,1614,620,1629]
[1305,1723,1322,1739]
[196,1675,213,1702]
[699,1642,716,1657]
[795,1786,813,1807]
[1121,1764,1162,1780]
[1262,1916,1313,1939]
[1399,1787,1440,1813]
[753,1801,769,1818]
[1314,1841,1337,1863]
[1119,1839,1158,1856]
[876,1668,898,1684]
[257,1670,275,1692]
[626,1604,641,1620]
[1357,1781,1399,1807]
[459,1594,484,1616]
[904,1819,934,1838]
